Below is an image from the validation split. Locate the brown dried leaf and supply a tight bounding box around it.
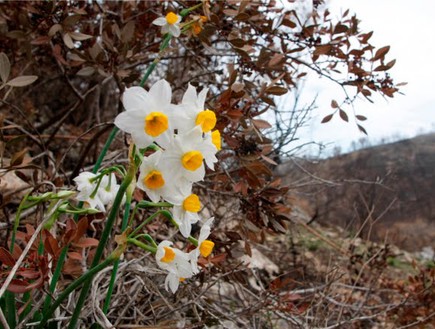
[11,148,28,166]
[339,109,349,122]
[372,45,390,62]
[62,33,75,49]
[321,113,333,123]
[121,20,135,43]
[0,247,16,266]
[76,66,95,77]
[265,86,287,96]
[48,23,63,37]
[358,124,368,135]
[0,52,11,83]
[252,119,272,129]
[6,76,38,87]
[72,237,99,248]
[226,109,243,120]
[69,32,92,41]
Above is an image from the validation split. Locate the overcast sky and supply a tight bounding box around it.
[295,0,435,156]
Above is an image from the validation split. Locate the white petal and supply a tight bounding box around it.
[149,80,172,106]
[165,273,180,293]
[197,87,209,109]
[122,87,149,110]
[179,218,191,238]
[114,109,145,134]
[169,25,181,37]
[182,84,198,105]
[152,17,167,26]
[184,165,205,183]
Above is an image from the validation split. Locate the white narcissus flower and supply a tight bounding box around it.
[74,171,120,211]
[137,151,186,203]
[98,173,120,206]
[74,172,104,211]
[178,84,217,134]
[152,12,182,37]
[114,80,177,149]
[155,240,194,293]
[196,217,215,258]
[171,188,202,238]
[160,126,218,183]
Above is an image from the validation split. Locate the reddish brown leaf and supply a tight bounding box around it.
[333,24,348,34]
[67,251,83,260]
[72,237,99,248]
[226,109,243,121]
[0,247,16,266]
[210,253,226,265]
[339,109,349,122]
[313,44,332,57]
[372,45,390,62]
[331,100,339,108]
[357,124,368,135]
[6,279,30,294]
[252,119,272,129]
[265,86,287,96]
[321,113,333,123]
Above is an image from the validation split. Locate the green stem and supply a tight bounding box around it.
[37,253,117,329]
[42,245,69,315]
[66,164,136,329]
[129,209,172,238]
[126,238,157,254]
[102,192,132,314]
[92,126,119,174]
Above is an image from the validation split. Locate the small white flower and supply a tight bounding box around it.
[195,217,215,259]
[160,126,218,183]
[171,188,201,238]
[137,151,185,203]
[152,12,182,37]
[98,173,120,206]
[74,171,120,211]
[114,80,177,149]
[156,240,194,293]
[178,84,217,134]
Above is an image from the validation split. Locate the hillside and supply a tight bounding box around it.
[277,133,435,252]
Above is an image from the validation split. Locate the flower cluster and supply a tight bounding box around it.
[73,172,120,212]
[115,79,220,292]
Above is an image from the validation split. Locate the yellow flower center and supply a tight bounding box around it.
[183,194,201,212]
[143,170,165,189]
[181,151,203,171]
[161,246,175,263]
[145,112,168,137]
[199,240,214,258]
[179,277,186,282]
[211,130,221,150]
[195,110,216,133]
[165,12,179,25]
